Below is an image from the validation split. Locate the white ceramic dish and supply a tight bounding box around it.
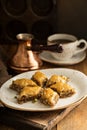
[39,51,86,65]
[0,68,87,111]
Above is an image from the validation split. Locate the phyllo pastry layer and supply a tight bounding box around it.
[46,74,69,87]
[10,78,37,92]
[31,71,48,87]
[50,82,75,98]
[17,86,43,104]
[40,88,59,106]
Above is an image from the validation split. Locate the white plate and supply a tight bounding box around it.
[39,51,86,65]
[0,68,87,111]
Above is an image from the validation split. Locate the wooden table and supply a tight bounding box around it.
[0,53,87,130]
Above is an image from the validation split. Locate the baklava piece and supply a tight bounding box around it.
[10,78,37,92]
[50,82,75,98]
[40,88,59,106]
[31,71,48,87]
[46,74,69,87]
[17,85,43,104]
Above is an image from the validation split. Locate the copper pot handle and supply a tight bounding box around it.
[26,43,63,53]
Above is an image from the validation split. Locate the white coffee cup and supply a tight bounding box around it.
[47,34,87,60]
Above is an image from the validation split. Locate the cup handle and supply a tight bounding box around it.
[74,39,87,55]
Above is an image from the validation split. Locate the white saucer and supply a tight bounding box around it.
[39,51,86,65]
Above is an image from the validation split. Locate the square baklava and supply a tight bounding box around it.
[17,85,43,104]
[40,88,59,106]
[50,82,75,98]
[31,71,48,87]
[46,74,69,87]
[10,78,37,92]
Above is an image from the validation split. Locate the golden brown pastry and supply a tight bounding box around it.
[31,71,48,87]
[9,71,76,106]
[50,82,75,98]
[40,88,59,106]
[46,74,69,87]
[17,85,43,104]
[10,78,37,92]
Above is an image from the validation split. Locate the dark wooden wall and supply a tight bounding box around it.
[57,0,87,39]
[0,0,87,44]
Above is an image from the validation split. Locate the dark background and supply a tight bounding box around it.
[0,0,87,45]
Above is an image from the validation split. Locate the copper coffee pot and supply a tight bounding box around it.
[9,33,43,73]
[9,33,63,73]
